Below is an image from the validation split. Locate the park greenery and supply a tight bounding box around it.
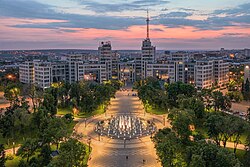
[0,80,122,166]
[134,77,250,167]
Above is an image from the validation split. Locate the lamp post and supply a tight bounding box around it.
[87,137,91,152]
[12,142,15,155]
[163,115,165,126]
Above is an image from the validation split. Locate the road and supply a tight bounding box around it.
[76,88,165,167]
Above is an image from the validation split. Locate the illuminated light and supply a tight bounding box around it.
[72,107,79,115]
[246,65,249,69]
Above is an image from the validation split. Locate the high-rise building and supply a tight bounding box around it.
[213,59,229,87]
[98,41,112,80]
[141,10,156,79]
[33,61,52,89]
[194,60,214,89]
[67,54,82,83]
[19,61,34,84]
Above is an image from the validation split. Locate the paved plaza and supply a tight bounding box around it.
[76,88,168,167]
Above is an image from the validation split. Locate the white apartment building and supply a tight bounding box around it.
[146,64,168,80]
[33,61,52,89]
[19,61,34,84]
[118,62,136,83]
[76,62,107,83]
[195,60,214,89]
[167,61,187,83]
[67,54,82,84]
[213,59,229,88]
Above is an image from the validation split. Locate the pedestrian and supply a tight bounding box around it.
[126,156,128,160]
[143,159,145,164]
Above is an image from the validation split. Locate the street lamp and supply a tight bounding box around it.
[87,137,91,152]
[7,75,13,79]
[163,115,165,126]
[12,142,15,155]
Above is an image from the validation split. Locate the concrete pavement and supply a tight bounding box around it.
[75,88,166,167]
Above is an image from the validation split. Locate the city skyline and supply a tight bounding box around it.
[0,0,250,50]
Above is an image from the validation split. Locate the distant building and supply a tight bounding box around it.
[244,49,250,58]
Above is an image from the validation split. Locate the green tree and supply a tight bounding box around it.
[187,141,241,167]
[4,84,20,105]
[244,78,250,100]
[17,139,38,162]
[189,155,206,167]
[42,93,57,116]
[179,97,205,120]
[166,82,196,107]
[153,128,185,167]
[50,138,86,167]
[231,119,247,153]
[247,107,250,122]
[42,117,69,149]
[212,91,231,111]
[168,110,193,144]
[38,144,52,166]
[205,112,224,146]
[226,91,243,102]
[0,144,6,167]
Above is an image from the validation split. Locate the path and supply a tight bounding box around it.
[76,88,166,167]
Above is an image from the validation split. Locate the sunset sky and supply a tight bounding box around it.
[0,0,250,50]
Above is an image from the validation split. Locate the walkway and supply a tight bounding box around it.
[76,88,165,167]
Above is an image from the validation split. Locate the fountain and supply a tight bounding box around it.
[95,115,156,139]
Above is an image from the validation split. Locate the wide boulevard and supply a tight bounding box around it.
[75,87,167,167]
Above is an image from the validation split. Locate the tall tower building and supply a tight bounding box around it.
[98,41,112,80]
[141,10,156,79]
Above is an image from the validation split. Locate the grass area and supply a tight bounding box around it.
[83,145,92,166]
[1,120,77,150]
[57,106,72,115]
[226,147,246,163]
[146,106,168,115]
[5,156,22,167]
[0,129,38,149]
[5,143,91,167]
[195,124,248,144]
[57,105,105,118]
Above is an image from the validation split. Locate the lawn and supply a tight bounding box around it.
[226,148,246,164]
[57,105,105,118]
[146,106,168,115]
[5,156,22,167]
[1,120,77,150]
[5,143,91,167]
[83,145,92,166]
[0,129,38,149]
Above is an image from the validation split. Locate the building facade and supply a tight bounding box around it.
[19,12,229,89]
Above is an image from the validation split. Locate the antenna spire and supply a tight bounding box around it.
[146,9,150,39]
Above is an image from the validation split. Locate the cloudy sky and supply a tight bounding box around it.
[0,0,250,50]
